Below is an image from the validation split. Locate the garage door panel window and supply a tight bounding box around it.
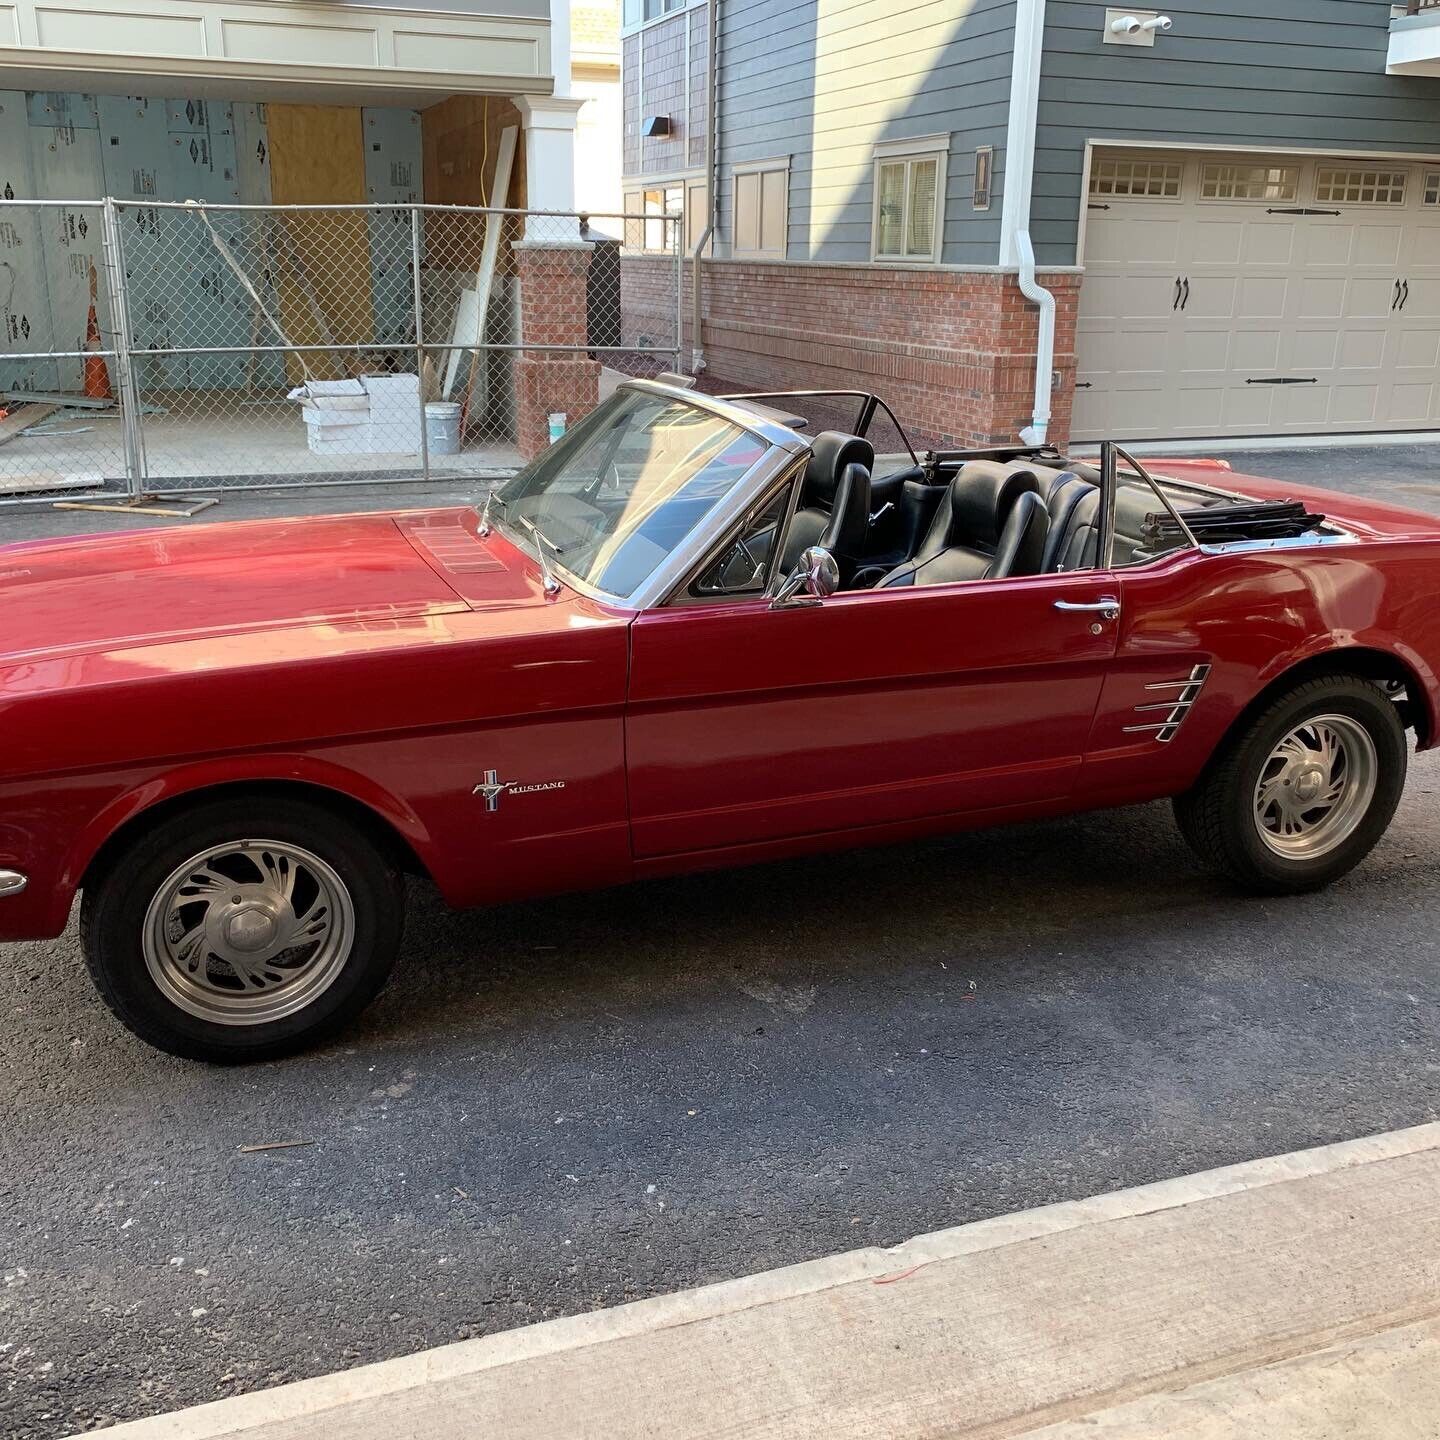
[1089,157,1183,200]
[872,151,946,263]
[1315,168,1408,206]
[1424,174,1439,207]
[1199,163,1299,203]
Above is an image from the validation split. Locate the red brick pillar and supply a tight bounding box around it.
[512,242,602,461]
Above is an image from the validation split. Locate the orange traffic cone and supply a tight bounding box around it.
[83,262,113,402]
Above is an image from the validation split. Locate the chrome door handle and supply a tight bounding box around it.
[1055,597,1120,620]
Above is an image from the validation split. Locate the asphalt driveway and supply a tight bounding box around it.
[2,440,1439,1437]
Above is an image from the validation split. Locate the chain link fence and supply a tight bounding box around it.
[0,199,684,506]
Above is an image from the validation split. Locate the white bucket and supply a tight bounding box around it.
[425,402,462,456]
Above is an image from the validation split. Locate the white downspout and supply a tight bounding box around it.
[1000,0,1052,446]
[1015,232,1053,447]
[690,0,720,373]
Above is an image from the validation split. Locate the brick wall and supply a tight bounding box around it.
[619,252,685,352]
[616,257,1081,450]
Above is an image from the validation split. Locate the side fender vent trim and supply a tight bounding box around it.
[1123,663,1212,744]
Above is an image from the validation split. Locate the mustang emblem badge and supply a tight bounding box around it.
[473,770,566,811]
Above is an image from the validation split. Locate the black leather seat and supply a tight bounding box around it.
[1024,469,1097,572]
[1048,485,1101,572]
[779,431,875,584]
[876,465,1047,588]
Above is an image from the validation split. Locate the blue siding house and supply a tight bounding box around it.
[623,0,1440,446]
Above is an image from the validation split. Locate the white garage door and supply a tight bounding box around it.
[1073,149,1440,443]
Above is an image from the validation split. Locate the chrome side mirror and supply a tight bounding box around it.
[770,546,840,609]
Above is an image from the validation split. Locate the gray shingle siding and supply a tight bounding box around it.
[715,0,1016,264]
[1034,0,1440,265]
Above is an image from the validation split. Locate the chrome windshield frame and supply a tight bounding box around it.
[494,379,810,611]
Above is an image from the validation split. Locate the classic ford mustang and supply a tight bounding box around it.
[2,379,1437,1060]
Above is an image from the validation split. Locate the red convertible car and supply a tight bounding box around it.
[1,379,1437,1060]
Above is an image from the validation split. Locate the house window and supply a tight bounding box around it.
[872,148,947,263]
[733,160,788,259]
[1315,167,1407,205]
[1424,173,1440,206]
[641,184,683,252]
[1089,156,1183,199]
[624,0,685,26]
[1199,162,1299,202]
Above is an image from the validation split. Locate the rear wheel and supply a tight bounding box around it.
[1174,675,1407,894]
[81,797,405,1062]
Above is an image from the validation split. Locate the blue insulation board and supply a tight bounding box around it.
[0,93,419,394]
[363,107,422,349]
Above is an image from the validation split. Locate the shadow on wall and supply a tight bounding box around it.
[718,0,1011,266]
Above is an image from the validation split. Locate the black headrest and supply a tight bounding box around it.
[945,465,1038,549]
[803,431,875,507]
[992,490,1049,579]
[818,461,872,559]
[1017,467,1082,503]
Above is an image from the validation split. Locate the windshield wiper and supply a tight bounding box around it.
[477,485,508,536]
[516,514,564,595]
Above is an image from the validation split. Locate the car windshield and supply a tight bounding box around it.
[497,389,768,600]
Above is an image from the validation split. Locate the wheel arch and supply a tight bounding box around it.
[1236,643,1432,753]
[77,773,435,897]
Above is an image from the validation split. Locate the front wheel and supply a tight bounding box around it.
[1174,675,1407,894]
[81,797,405,1062]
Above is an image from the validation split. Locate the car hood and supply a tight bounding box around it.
[0,508,513,666]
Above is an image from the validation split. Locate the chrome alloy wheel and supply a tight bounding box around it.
[142,840,356,1026]
[1252,714,1378,860]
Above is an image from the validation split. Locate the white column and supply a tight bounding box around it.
[549,0,574,95]
[516,94,588,227]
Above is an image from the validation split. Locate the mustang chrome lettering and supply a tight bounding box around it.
[472,771,567,811]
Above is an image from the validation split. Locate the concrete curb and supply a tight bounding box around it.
[84,1119,1440,1440]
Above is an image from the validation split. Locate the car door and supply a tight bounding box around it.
[625,569,1120,860]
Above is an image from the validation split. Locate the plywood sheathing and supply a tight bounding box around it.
[266,104,375,383]
[421,96,525,210]
[421,97,526,301]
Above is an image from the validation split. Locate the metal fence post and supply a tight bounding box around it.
[411,205,431,484]
[675,211,685,369]
[100,197,147,496]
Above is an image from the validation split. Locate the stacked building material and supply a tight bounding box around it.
[291,374,422,455]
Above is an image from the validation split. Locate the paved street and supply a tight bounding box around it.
[3,443,1440,1437]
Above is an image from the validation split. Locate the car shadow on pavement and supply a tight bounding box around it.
[361,799,1232,1037]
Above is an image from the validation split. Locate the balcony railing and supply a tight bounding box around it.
[1407,1,1440,13]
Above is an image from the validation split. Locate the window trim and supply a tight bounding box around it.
[731,156,790,260]
[870,141,949,266]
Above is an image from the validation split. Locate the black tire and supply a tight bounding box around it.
[1174,674,1407,895]
[81,796,405,1062]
